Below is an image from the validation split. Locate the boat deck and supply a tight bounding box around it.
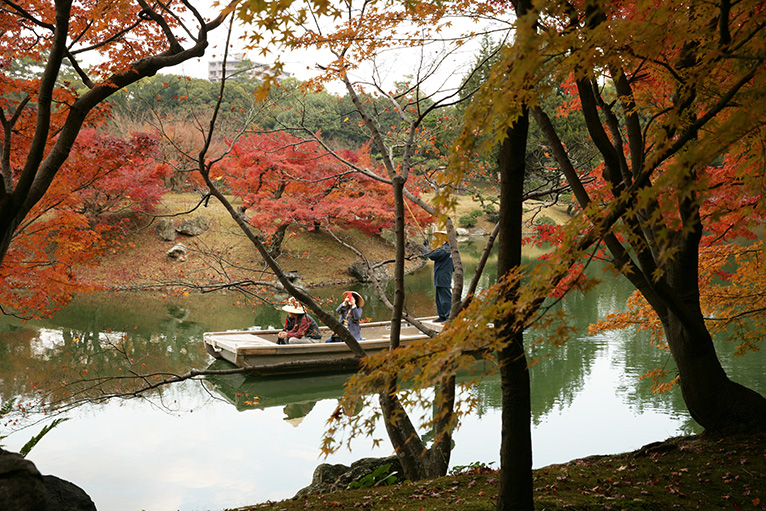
[203,318,443,375]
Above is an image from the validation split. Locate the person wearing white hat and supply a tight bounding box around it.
[424,231,453,323]
[277,298,322,344]
[327,291,365,342]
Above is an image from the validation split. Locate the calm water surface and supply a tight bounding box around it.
[1,243,763,511]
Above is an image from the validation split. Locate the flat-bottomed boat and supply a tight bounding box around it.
[203,318,443,375]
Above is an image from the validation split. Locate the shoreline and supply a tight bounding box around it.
[226,431,766,511]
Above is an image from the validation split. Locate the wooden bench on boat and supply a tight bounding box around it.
[203,318,443,375]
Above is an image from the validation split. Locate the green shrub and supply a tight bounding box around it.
[347,464,398,489]
[459,214,477,228]
[470,208,483,218]
[484,204,499,223]
[535,216,556,226]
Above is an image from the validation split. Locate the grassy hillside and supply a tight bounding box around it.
[76,192,569,290]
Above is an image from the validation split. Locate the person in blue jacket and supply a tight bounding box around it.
[424,231,453,323]
[327,291,364,342]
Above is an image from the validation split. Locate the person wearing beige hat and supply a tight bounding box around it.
[327,291,364,342]
[277,298,322,344]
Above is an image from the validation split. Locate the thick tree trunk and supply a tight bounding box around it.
[379,388,450,480]
[495,115,534,510]
[497,336,533,510]
[379,389,426,480]
[663,246,766,433]
[568,39,766,434]
[664,314,766,433]
[426,372,456,476]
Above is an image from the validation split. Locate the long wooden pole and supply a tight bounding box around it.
[404,197,428,241]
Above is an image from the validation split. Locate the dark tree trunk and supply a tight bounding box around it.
[537,93,766,434]
[665,313,766,433]
[496,335,533,510]
[379,388,451,480]
[562,33,766,434]
[426,372,456,476]
[379,388,427,480]
[495,114,534,511]
[266,223,289,257]
[377,174,456,481]
[662,236,766,433]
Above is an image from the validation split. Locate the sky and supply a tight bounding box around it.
[166,42,482,97]
[162,3,507,98]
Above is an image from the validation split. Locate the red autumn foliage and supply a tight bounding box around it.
[213,132,432,250]
[0,129,168,318]
[1,0,229,318]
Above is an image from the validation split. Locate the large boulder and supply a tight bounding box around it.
[284,271,305,285]
[293,463,349,497]
[272,272,308,302]
[467,226,488,236]
[294,455,402,498]
[348,261,390,284]
[274,271,306,293]
[155,218,177,242]
[0,450,48,510]
[0,449,96,511]
[42,475,97,511]
[176,215,210,236]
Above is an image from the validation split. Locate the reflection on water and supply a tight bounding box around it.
[1,249,764,511]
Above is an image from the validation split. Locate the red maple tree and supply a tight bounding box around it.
[0,0,231,308]
[0,129,168,318]
[213,132,431,255]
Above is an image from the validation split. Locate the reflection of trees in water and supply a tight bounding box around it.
[0,295,223,409]
[561,269,703,431]
[4,257,762,434]
[43,291,260,336]
[530,339,599,425]
[471,263,681,425]
[615,323,765,436]
[0,324,45,399]
[471,335,600,425]
[0,327,208,403]
[470,262,765,433]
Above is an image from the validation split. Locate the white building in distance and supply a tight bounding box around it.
[208,53,288,82]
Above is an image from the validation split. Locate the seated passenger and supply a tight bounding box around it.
[277,298,322,344]
[327,291,364,343]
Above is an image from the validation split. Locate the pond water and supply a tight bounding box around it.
[1,240,763,511]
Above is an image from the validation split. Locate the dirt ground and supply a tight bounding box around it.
[76,193,570,290]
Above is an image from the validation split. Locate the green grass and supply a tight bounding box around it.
[228,432,766,511]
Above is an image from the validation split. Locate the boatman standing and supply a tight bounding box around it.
[424,231,453,323]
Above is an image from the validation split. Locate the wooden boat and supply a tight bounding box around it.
[203,318,444,375]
